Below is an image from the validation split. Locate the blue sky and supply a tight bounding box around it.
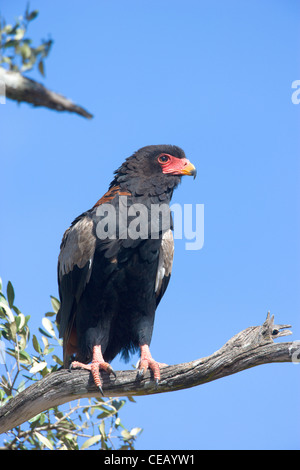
[1,0,299,450]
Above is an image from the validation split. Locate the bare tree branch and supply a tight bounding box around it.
[0,313,298,434]
[0,66,93,119]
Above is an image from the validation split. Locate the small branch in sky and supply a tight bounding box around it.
[0,66,93,118]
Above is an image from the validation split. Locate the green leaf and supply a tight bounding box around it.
[6,281,15,308]
[41,317,55,337]
[20,43,32,60]
[29,413,43,424]
[44,311,56,317]
[112,399,126,411]
[52,354,63,366]
[2,24,13,34]
[30,361,47,374]
[95,404,117,420]
[0,389,6,402]
[80,434,102,450]
[34,431,53,450]
[130,427,142,437]
[40,413,46,425]
[18,330,28,351]
[26,10,39,22]
[3,39,20,49]
[127,395,136,403]
[32,334,41,353]
[0,57,12,66]
[0,301,14,323]
[15,313,25,331]
[12,305,21,315]
[17,349,32,364]
[121,429,132,441]
[96,411,111,420]
[41,335,49,352]
[50,296,60,314]
[99,420,106,438]
[14,28,25,41]
[38,327,52,338]
[7,23,19,36]
[38,59,44,76]
[8,320,17,339]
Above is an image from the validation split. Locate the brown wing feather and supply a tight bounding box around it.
[92,185,131,208]
[57,215,96,365]
[58,216,96,280]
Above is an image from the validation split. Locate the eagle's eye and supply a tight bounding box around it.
[158,154,170,164]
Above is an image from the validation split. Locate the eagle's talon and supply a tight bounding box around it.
[70,345,116,393]
[105,364,117,378]
[136,345,166,383]
[136,368,145,380]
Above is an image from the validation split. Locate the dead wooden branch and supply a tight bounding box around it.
[0,313,298,434]
[0,66,93,118]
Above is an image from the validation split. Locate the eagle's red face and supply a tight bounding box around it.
[110,144,196,202]
[157,153,197,178]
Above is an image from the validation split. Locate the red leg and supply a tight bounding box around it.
[70,345,116,395]
[137,344,168,385]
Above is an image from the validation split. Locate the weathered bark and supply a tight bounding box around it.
[0,66,93,118]
[0,313,298,434]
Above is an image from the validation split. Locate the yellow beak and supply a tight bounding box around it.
[181,161,197,179]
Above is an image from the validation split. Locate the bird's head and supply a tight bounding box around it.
[111,145,196,201]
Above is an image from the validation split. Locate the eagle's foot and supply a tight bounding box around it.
[70,345,116,395]
[137,344,168,386]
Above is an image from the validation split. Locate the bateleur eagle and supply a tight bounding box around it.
[56,145,196,393]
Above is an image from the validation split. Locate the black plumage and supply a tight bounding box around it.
[56,145,196,391]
